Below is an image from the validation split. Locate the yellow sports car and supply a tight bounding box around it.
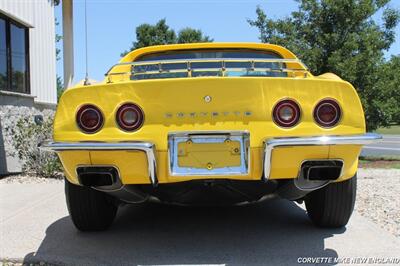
[42,43,381,231]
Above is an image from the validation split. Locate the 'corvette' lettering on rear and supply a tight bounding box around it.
[164,111,253,118]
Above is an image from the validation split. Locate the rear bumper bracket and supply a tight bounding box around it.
[263,133,382,181]
[40,141,158,186]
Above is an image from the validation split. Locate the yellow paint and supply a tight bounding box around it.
[121,43,299,63]
[90,151,149,184]
[107,43,308,82]
[270,146,330,179]
[58,145,359,185]
[55,43,366,184]
[57,151,90,184]
[177,140,241,168]
[329,145,362,181]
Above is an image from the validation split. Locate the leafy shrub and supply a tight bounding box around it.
[6,115,62,178]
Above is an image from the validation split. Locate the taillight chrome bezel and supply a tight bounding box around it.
[76,104,104,134]
[272,98,301,128]
[116,103,145,132]
[313,98,342,128]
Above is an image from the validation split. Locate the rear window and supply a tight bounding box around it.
[131,49,287,80]
[135,49,283,61]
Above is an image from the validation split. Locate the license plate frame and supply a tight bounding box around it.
[168,131,250,176]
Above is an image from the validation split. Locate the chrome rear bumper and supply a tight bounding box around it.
[263,133,382,180]
[40,133,381,186]
[40,141,158,186]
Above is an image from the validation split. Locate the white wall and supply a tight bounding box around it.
[0,0,57,105]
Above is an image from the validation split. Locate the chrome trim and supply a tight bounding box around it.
[115,102,145,132]
[168,130,249,138]
[294,159,344,191]
[76,104,105,134]
[168,131,250,176]
[105,58,309,79]
[40,141,158,186]
[313,98,342,128]
[75,164,123,192]
[263,133,382,181]
[271,98,302,128]
[299,159,345,181]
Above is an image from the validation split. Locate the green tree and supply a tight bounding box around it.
[248,0,400,130]
[55,18,62,61]
[132,19,176,50]
[56,76,63,100]
[122,19,212,56]
[375,55,400,125]
[177,27,213,43]
[55,17,64,101]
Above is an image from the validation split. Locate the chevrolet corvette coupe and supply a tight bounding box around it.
[41,43,381,231]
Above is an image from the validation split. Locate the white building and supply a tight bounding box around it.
[0,0,58,175]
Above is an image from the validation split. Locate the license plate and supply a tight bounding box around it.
[168,132,250,176]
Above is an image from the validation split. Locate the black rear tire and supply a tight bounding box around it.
[305,175,356,228]
[65,179,118,231]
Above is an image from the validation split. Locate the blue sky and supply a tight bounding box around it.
[55,0,400,83]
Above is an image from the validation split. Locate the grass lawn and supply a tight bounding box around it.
[359,160,400,169]
[375,125,400,135]
[359,155,400,169]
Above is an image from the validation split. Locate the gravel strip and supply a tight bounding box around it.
[0,174,63,184]
[355,168,400,238]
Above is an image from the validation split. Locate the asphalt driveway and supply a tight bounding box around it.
[361,135,400,157]
[1,183,400,266]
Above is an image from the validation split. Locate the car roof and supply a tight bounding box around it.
[119,42,298,63]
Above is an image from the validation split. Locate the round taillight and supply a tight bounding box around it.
[273,99,301,127]
[76,104,103,133]
[116,103,144,131]
[314,99,341,127]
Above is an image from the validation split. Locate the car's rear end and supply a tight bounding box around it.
[42,43,380,231]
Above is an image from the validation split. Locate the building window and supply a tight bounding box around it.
[0,14,30,94]
[0,18,7,90]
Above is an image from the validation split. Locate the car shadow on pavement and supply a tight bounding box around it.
[24,199,344,265]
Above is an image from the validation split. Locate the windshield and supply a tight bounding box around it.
[131,49,288,80]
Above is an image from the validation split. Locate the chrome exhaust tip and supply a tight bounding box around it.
[77,166,120,188]
[295,160,343,190]
[277,160,344,200]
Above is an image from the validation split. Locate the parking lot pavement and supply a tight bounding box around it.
[1,183,400,265]
[361,135,400,157]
